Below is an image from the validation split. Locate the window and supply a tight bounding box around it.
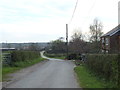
[106,50,109,53]
[105,38,109,45]
[102,38,104,43]
[102,50,104,53]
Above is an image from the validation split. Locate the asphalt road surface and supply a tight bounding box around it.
[6,51,79,88]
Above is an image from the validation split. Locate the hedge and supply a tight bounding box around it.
[85,54,119,88]
[67,53,82,60]
[10,51,40,65]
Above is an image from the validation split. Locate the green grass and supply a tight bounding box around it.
[2,67,21,81]
[52,56,65,59]
[2,57,45,81]
[44,53,66,60]
[74,66,106,88]
[2,51,13,54]
[0,68,2,82]
[13,58,45,68]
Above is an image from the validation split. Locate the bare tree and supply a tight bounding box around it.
[71,30,83,40]
[69,30,87,54]
[89,18,103,42]
[89,18,103,53]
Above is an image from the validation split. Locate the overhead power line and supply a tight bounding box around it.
[86,0,97,19]
[81,0,97,28]
[69,0,79,24]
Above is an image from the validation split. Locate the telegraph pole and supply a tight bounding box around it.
[66,24,68,59]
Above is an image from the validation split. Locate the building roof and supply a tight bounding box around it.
[0,48,16,50]
[102,24,120,37]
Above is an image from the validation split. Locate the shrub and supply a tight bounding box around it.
[11,51,40,66]
[67,53,81,60]
[85,54,119,88]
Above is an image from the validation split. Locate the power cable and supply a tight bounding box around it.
[68,0,79,24]
[80,0,97,28]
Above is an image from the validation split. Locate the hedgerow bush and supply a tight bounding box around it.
[85,54,119,88]
[67,53,82,60]
[11,51,40,65]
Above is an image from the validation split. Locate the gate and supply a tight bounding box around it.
[2,53,11,65]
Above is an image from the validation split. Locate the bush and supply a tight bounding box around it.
[67,53,81,60]
[85,54,119,88]
[11,51,40,66]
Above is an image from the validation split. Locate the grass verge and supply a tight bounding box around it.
[44,53,66,60]
[52,56,65,59]
[2,57,45,81]
[74,65,109,88]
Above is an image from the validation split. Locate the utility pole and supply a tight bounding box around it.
[66,24,68,59]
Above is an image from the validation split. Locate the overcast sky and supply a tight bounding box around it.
[0,0,119,43]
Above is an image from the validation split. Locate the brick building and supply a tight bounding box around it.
[101,24,120,53]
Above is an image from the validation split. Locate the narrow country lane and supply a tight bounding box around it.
[6,51,79,88]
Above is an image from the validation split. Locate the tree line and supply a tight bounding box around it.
[46,18,103,54]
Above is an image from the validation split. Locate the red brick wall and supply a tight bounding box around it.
[110,35,119,53]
